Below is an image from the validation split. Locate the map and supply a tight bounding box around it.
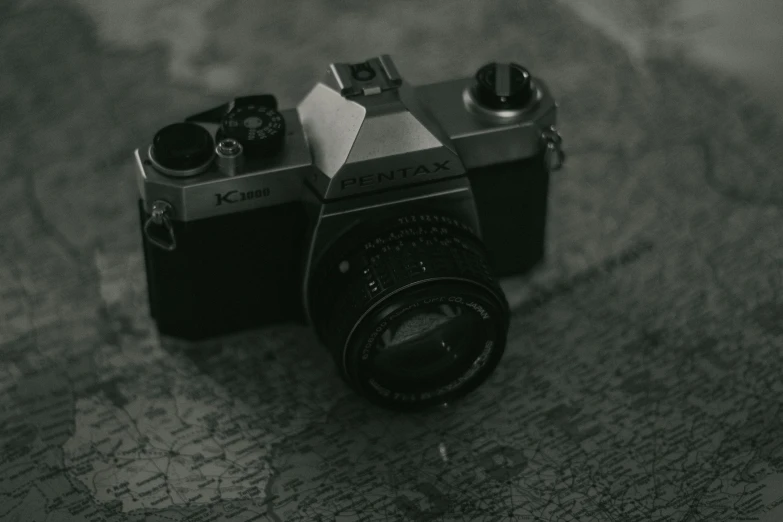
[1,0,782,520]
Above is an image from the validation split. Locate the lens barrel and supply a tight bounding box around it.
[309,213,509,409]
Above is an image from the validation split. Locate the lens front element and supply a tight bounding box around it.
[373,302,478,388]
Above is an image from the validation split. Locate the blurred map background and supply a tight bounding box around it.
[0,0,782,520]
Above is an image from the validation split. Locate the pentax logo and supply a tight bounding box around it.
[340,160,451,191]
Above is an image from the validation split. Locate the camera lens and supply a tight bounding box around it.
[309,213,509,410]
[368,296,491,391]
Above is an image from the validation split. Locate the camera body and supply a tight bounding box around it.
[135,55,563,408]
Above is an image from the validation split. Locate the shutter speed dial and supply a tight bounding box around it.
[148,95,286,178]
[218,104,286,158]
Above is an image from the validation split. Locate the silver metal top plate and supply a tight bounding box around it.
[135,109,310,221]
[296,66,557,201]
[136,57,559,221]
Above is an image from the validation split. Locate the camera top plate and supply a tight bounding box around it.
[297,55,558,201]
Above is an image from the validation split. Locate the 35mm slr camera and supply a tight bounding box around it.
[135,55,564,409]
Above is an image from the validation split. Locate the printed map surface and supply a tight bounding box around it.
[1,1,782,520]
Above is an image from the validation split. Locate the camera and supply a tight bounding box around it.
[135,55,564,409]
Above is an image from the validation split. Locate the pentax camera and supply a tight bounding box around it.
[134,55,564,409]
